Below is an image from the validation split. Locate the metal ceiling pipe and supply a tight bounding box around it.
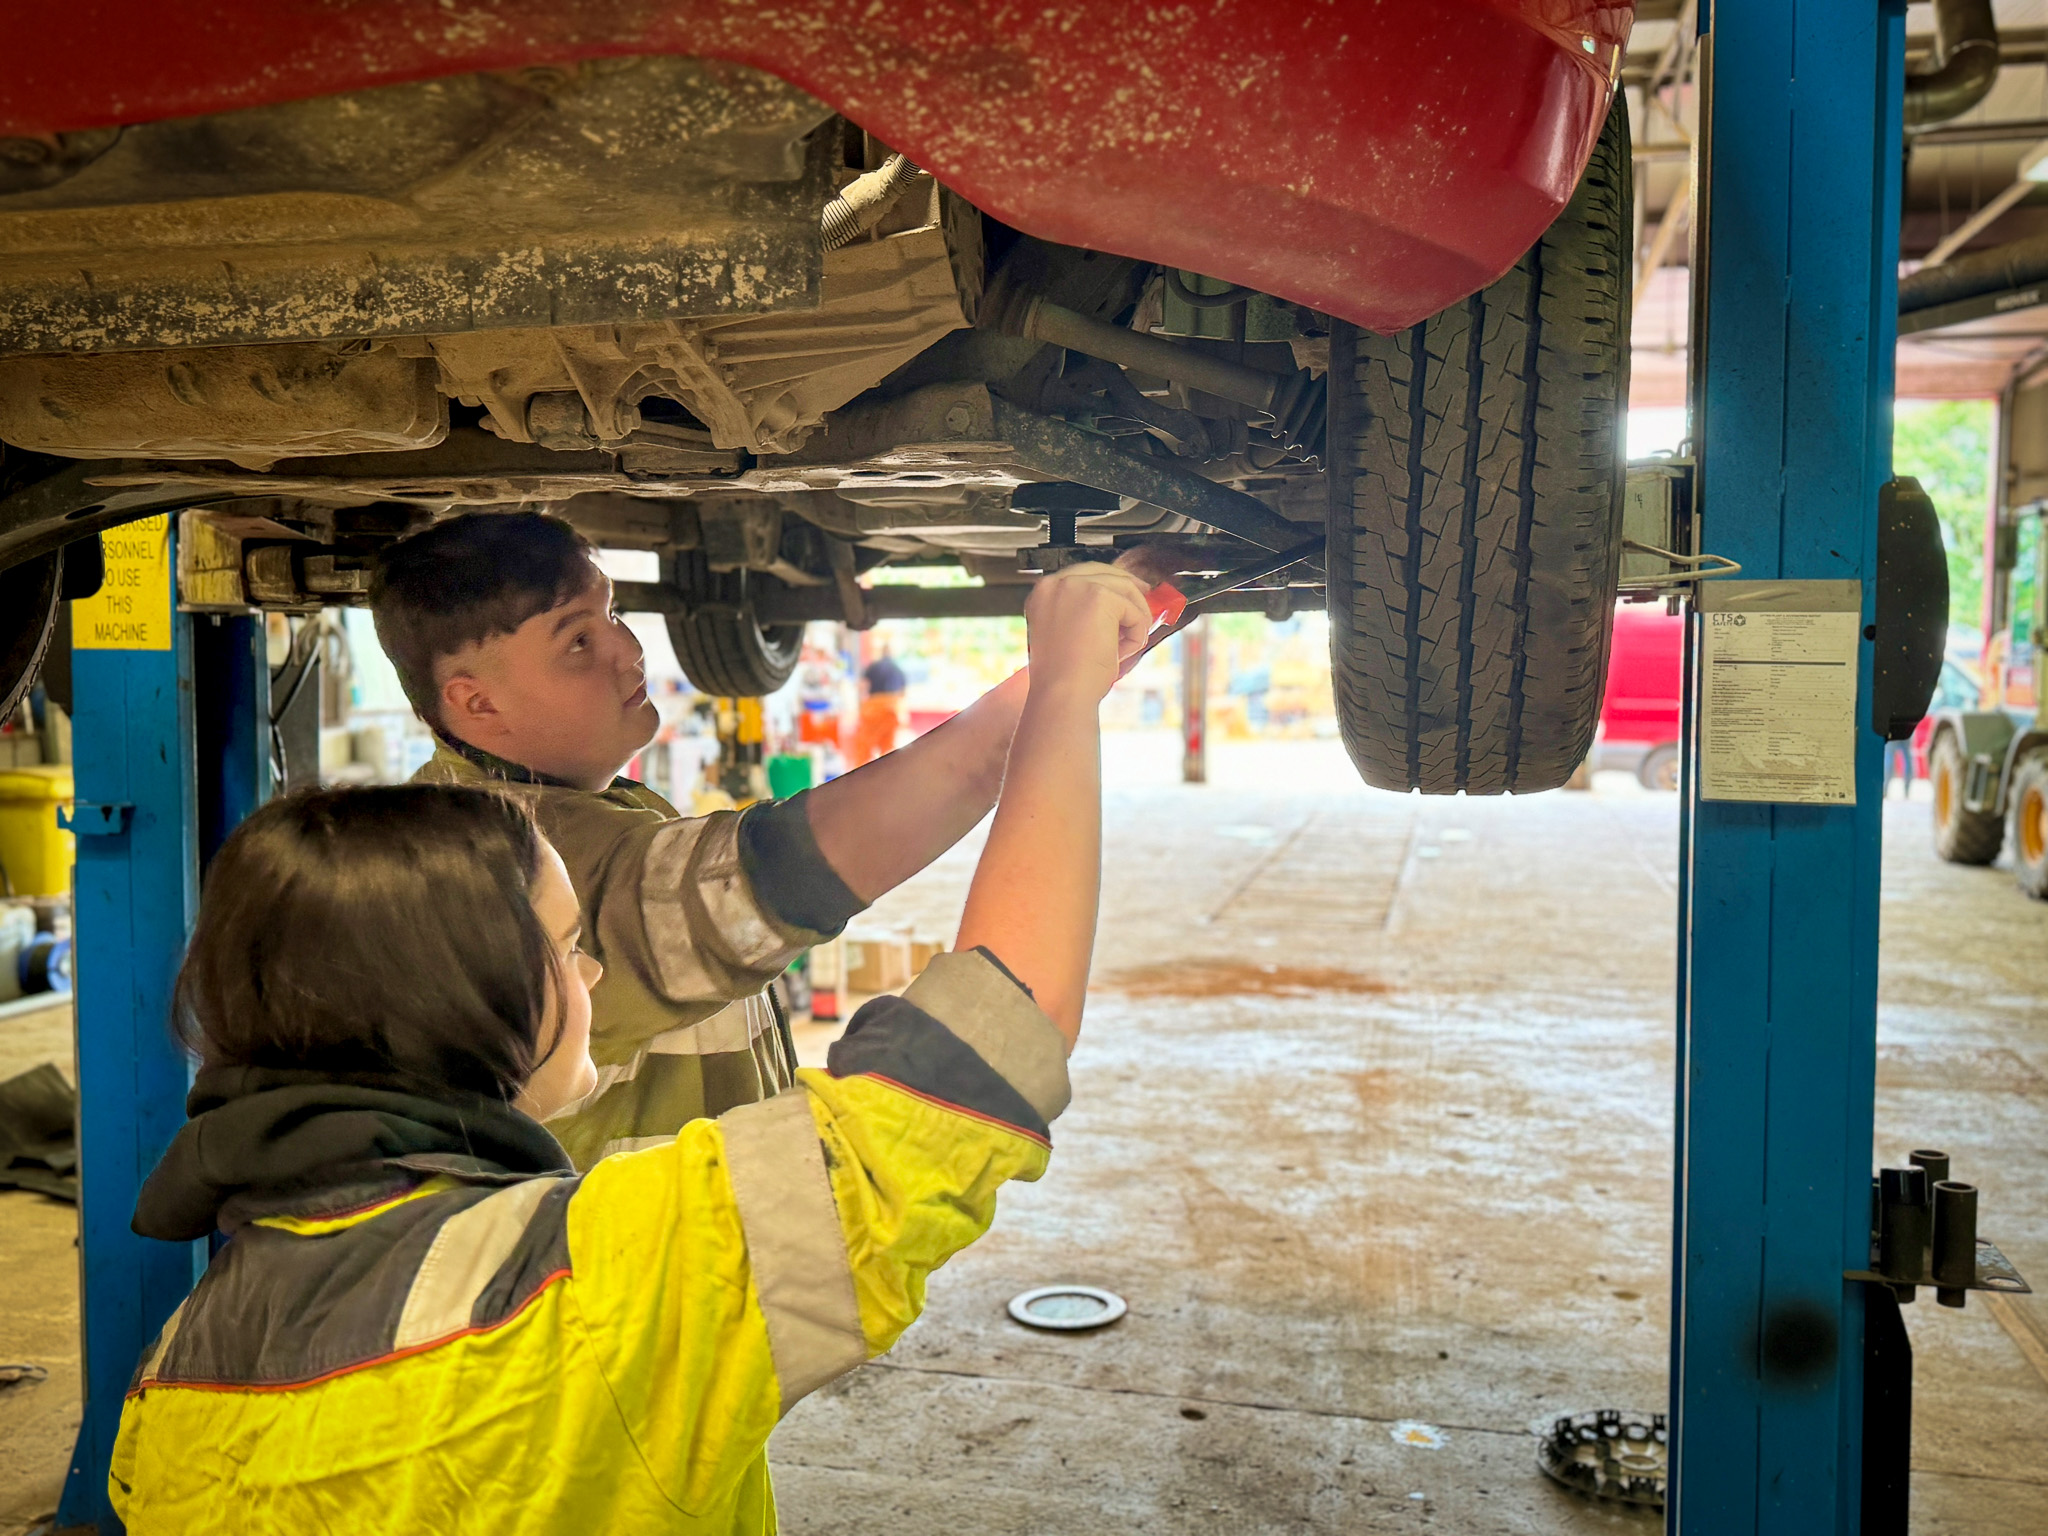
[1898,229,2048,315]
[1904,0,2000,128]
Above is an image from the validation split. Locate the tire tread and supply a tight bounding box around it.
[1329,98,1631,794]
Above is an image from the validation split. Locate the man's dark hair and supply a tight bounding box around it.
[370,512,597,727]
[175,785,561,1100]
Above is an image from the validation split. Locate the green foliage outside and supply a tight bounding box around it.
[1892,399,1992,633]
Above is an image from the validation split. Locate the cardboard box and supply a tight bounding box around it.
[844,933,912,995]
[807,935,845,990]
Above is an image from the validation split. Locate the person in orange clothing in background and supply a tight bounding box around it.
[848,646,908,767]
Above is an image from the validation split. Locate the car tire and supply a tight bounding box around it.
[663,553,805,697]
[1930,729,2002,865]
[1638,743,1681,793]
[1326,94,1631,794]
[0,551,65,723]
[2009,753,2048,898]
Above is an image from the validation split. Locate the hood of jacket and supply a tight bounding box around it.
[133,1064,571,1242]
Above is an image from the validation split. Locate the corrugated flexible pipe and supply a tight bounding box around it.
[1899,229,2048,317]
[820,153,923,251]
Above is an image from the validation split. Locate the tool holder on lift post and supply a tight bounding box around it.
[1852,1148,2029,1536]
[1850,1147,2029,1305]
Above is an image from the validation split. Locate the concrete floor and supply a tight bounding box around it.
[1,736,2044,1532]
[0,1000,80,1536]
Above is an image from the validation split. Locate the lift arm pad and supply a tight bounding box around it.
[1873,475,1950,741]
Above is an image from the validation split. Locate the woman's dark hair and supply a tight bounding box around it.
[175,785,560,1099]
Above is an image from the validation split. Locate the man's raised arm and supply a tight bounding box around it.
[802,660,1028,903]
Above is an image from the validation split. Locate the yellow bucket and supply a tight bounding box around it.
[0,766,74,898]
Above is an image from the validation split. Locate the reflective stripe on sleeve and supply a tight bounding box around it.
[719,1089,866,1406]
[392,1177,568,1350]
[643,814,805,1002]
[898,950,1072,1124]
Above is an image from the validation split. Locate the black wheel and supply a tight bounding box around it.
[0,551,64,722]
[1638,743,1680,793]
[2009,753,2048,898]
[1930,729,2002,865]
[663,553,804,697]
[1327,94,1631,794]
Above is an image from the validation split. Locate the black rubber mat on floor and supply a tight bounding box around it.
[0,1062,76,1202]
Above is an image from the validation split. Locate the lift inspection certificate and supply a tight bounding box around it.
[1698,579,1862,805]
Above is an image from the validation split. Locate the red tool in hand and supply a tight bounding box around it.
[1131,536,1324,665]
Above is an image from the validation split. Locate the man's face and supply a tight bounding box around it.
[437,561,661,789]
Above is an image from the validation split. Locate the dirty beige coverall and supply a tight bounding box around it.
[415,740,866,1167]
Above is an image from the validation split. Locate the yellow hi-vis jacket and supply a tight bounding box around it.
[109,952,1070,1535]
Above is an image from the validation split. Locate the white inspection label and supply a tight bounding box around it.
[1699,580,1862,805]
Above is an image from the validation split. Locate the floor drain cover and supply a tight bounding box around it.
[1533,1408,1667,1509]
[1007,1285,1127,1331]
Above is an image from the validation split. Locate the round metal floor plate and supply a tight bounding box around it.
[1532,1408,1667,1509]
[1007,1284,1128,1331]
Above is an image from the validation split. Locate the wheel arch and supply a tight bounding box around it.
[2001,726,2048,814]
[1929,708,2019,814]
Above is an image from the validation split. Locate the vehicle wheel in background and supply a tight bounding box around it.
[1325,94,1631,795]
[1930,729,2003,865]
[2009,753,2048,898]
[662,553,804,697]
[0,551,65,721]
[1638,743,1680,793]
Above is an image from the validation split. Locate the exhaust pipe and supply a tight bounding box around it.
[1003,292,1325,458]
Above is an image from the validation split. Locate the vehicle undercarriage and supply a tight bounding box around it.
[0,50,1631,791]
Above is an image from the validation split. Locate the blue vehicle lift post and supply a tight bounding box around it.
[56,515,270,1532]
[1673,3,1903,1533]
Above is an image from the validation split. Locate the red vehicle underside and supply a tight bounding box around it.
[1,0,1628,335]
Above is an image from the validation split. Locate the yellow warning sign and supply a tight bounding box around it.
[74,515,173,651]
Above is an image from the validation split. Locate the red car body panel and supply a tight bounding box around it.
[1599,600,1683,750]
[0,1,1629,335]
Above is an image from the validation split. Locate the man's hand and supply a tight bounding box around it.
[801,559,1144,913]
[1023,562,1152,702]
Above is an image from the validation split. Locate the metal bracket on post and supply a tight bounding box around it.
[1618,459,1742,599]
[57,801,133,837]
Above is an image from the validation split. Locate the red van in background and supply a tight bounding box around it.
[1592,601,1684,790]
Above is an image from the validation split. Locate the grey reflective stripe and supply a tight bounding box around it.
[135,1298,190,1386]
[901,950,1072,1124]
[392,1177,568,1351]
[719,1089,865,1407]
[600,1134,677,1157]
[643,813,808,1002]
[645,995,774,1056]
[545,997,771,1123]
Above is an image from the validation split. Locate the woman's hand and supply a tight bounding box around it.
[1023,562,1152,702]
